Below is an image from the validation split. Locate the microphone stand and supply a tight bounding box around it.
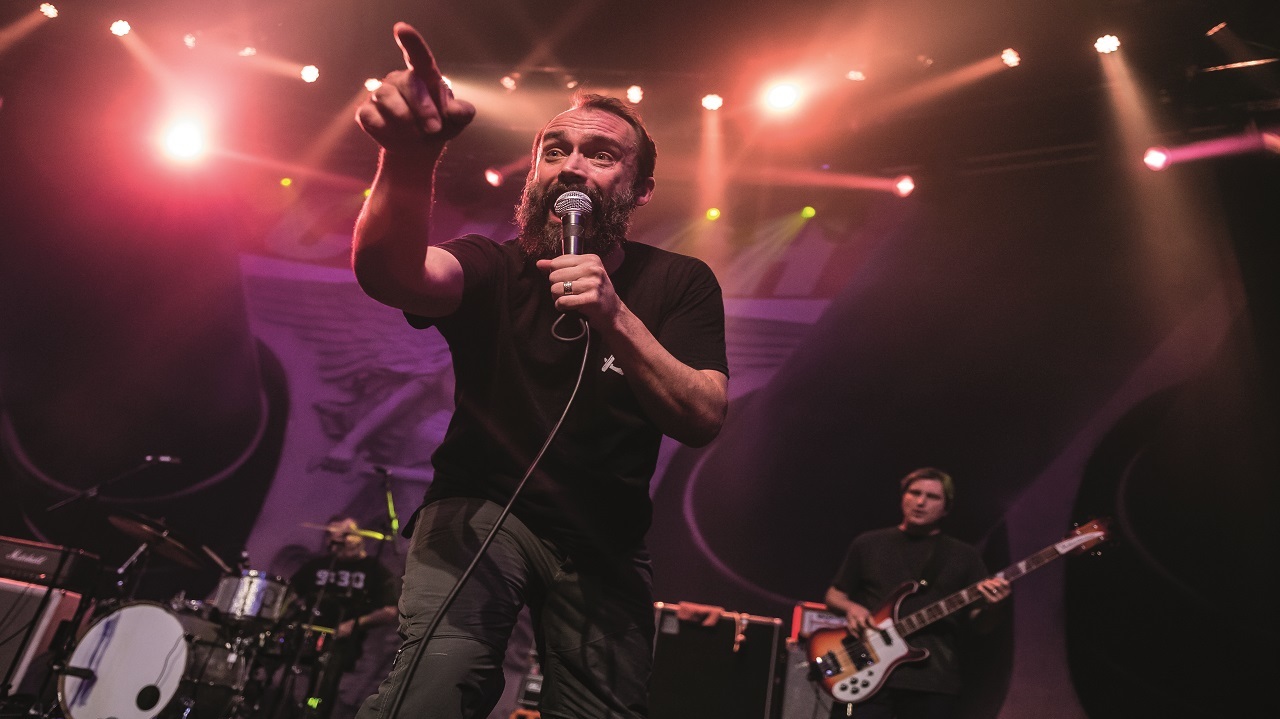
[45,455,175,512]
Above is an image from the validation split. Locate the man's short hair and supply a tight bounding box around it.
[899,467,955,509]
[531,92,658,191]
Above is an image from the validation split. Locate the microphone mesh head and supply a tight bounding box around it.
[553,191,593,216]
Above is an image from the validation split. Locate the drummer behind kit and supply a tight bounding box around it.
[0,511,401,719]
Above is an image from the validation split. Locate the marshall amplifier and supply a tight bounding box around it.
[0,536,100,595]
[649,602,785,719]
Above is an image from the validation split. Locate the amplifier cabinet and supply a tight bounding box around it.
[649,603,785,719]
[0,577,84,695]
[780,638,834,719]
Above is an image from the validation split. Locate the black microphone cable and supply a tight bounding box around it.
[385,323,591,719]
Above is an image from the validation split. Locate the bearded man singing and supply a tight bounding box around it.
[350,22,729,719]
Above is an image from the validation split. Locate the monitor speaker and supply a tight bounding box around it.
[649,603,785,719]
[0,577,83,695]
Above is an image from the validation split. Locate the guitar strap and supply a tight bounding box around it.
[916,535,946,590]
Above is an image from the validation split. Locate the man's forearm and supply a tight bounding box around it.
[352,148,441,308]
[600,304,727,447]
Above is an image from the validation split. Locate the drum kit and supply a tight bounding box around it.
[52,513,360,719]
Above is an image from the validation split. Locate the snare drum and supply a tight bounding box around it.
[210,570,292,624]
[59,602,247,719]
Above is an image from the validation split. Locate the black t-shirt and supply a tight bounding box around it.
[407,235,728,562]
[830,527,989,695]
[289,553,398,629]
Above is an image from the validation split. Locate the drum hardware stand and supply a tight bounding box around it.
[268,552,346,719]
[113,538,155,601]
[30,598,99,719]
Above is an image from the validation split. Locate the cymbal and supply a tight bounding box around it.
[107,512,232,572]
[300,521,389,542]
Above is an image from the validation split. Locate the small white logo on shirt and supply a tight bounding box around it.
[601,355,624,375]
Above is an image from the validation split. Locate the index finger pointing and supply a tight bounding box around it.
[394,22,443,84]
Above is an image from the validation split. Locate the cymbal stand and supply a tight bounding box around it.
[373,466,400,558]
[113,540,153,601]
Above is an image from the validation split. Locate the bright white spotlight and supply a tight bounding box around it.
[701,94,724,111]
[484,168,503,187]
[893,175,915,197]
[627,85,644,104]
[40,4,58,18]
[238,47,257,57]
[110,20,131,37]
[763,82,801,112]
[183,33,197,49]
[300,65,320,83]
[364,78,383,91]
[161,120,207,163]
[1001,49,1021,68]
[1095,35,1121,54]
[500,74,518,91]
[846,70,867,82]
[1143,147,1170,171]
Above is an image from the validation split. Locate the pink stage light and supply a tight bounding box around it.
[1095,35,1121,54]
[627,85,643,104]
[110,20,131,37]
[763,82,801,112]
[1143,147,1169,171]
[1001,49,1021,68]
[300,65,320,83]
[1142,131,1278,170]
[893,175,915,197]
[484,168,503,187]
[40,4,57,18]
[701,94,724,111]
[161,119,207,163]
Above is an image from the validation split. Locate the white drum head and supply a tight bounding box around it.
[60,603,189,719]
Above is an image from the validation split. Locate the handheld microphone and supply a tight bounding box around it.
[553,191,592,255]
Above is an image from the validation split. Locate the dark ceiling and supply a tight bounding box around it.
[1,0,1277,214]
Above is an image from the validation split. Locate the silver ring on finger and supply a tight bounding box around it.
[563,281,573,295]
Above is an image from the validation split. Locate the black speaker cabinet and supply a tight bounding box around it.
[0,577,84,695]
[649,603,785,719]
[780,638,834,719]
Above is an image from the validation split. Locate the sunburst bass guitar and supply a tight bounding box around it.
[806,518,1109,704]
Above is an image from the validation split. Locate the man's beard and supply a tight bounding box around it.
[515,181,639,260]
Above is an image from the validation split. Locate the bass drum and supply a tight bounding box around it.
[59,602,248,719]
